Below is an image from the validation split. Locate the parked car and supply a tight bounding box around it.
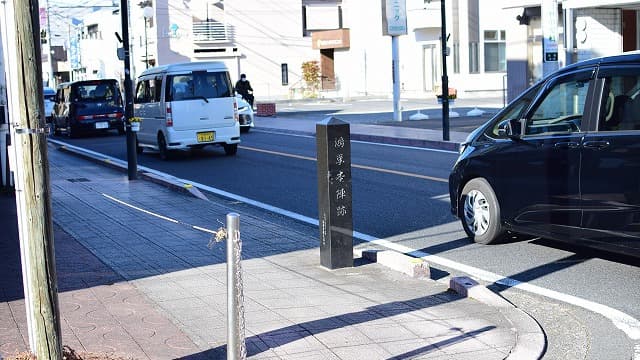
[449,52,640,256]
[52,79,126,138]
[43,86,55,123]
[236,94,254,133]
[133,61,240,160]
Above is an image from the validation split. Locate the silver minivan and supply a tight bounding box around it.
[133,61,240,160]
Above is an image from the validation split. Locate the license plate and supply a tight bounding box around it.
[95,122,108,129]
[197,131,215,142]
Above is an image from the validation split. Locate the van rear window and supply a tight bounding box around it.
[72,82,120,105]
[166,71,232,102]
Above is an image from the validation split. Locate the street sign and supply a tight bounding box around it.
[382,0,407,36]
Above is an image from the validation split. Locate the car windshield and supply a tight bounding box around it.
[167,71,232,101]
[73,82,120,105]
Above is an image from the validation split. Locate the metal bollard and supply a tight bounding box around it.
[226,213,246,360]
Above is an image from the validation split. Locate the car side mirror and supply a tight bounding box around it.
[498,119,523,138]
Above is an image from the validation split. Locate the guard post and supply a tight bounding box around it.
[316,117,353,269]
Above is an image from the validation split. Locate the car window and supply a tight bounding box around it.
[487,82,542,138]
[135,81,149,103]
[598,71,640,131]
[525,73,591,136]
[73,82,119,105]
[166,71,232,102]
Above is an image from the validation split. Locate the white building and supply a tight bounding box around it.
[505,0,640,101]
[68,0,514,101]
[56,0,640,103]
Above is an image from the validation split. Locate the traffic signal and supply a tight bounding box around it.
[40,29,47,44]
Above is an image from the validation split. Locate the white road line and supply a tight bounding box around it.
[239,145,449,183]
[102,193,217,235]
[52,138,640,343]
[251,129,459,154]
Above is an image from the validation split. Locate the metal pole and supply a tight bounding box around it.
[46,0,55,87]
[392,36,401,122]
[440,0,449,141]
[226,213,246,359]
[144,19,148,69]
[120,0,137,180]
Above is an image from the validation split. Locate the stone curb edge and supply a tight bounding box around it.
[49,138,543,360]
[356,248,546,360]
[254,126,460,152]
[48,139,207,200]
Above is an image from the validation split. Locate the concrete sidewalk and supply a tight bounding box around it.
[0,144,543,360]
[253,116,468,152]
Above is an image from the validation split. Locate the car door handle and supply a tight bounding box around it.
[554,141,580,149]
[583,140,610,150]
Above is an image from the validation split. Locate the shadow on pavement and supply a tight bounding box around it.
[177,292,494,359]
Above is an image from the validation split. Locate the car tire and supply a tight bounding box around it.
[459,178,504,244]
[223,143,238,156]
[240,127,250,134]
[158,134,170,160]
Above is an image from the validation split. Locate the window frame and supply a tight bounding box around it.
[522,68,597,138]
[483,29,506,73]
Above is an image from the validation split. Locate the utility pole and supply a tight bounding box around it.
[440,0,449,141]
[10,0,63,357]
[45,0,55,87]
[120,0,137,180]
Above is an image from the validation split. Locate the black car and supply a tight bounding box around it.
[449,52,640,256]
[52,79,126,137]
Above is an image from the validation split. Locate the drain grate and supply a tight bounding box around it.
[67,178,91,183]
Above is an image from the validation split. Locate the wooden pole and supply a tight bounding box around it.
[12,0,63,357]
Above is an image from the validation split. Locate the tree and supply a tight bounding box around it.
[301,60,320,98]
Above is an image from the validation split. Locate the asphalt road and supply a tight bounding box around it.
[50,126,640,359]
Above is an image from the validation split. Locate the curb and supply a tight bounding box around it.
[48,139,206,200]
[355,247,546,360]
[48,138,544,359]
[255,126,461,152]
[450,277,546,360]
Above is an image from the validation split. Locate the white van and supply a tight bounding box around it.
[133,61,240,160]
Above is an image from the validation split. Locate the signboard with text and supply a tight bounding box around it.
[382,0,407,36]
[316,117,353,269]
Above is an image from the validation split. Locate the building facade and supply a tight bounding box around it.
[62,0,514,101]
[46,1,640,103]
[505,0,640,101]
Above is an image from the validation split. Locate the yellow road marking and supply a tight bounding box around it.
[239,145,448,183]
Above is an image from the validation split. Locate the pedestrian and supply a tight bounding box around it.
[235,73,254,107]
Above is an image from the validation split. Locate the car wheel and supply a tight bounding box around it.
[460,178,504,244]
[158,134,169,160]
[240,127,250,134]
[223,143,238,156]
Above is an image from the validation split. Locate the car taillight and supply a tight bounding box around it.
[107,112,123,118]
[233,99,239,123]
[77,115,94,121]
[166,104,173,127]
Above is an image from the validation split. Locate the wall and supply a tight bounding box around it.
[78,9,123,82]
[574,8,622,61]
